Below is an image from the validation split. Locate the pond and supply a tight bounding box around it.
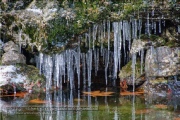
[1,86,180,120]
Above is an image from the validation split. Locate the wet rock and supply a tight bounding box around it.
[145,46,180,77]
[2,50,26,65]
[142,77,169,105]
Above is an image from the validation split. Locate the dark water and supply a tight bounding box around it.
[0,87,180,120]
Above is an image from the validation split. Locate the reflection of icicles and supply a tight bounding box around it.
[87,88,93,120]
[107,20,110,50]
[76,90,81,120]
[45,91,53,120]
[67,90,74,120]
[141,49,144,74]
[132,53,136,92]
[113,107,119,120]
[132,95,136,120]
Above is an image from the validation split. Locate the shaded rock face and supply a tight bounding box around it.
[145,46,180,77]
[1,41,26,65]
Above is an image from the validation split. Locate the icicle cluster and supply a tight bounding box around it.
[36,19,144,89]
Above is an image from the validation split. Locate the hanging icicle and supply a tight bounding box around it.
[159,19,161,33]
[113,22,119,79]
[178,25,180,33]
[132,53,136,92]
[140,49,144,74]
[107,20,111,50]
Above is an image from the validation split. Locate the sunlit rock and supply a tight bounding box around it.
[2,50,26,65]
[3,41,19,53]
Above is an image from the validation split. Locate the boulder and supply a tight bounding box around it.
[145,46,180,77]
[1,50,26,65]
[118,60,145,86]
[3,41,19,53]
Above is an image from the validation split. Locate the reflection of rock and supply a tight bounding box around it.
[0,94,29,114]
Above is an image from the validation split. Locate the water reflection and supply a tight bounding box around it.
[0,87,180,120]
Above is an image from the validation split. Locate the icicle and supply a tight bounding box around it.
[113,22,119,79]
[105,49,109,85]
[86,49,92,87]
[39,53,43,74]
[178,25,180,33]
[154,22,156,34]
[54,54,60,87]
[81,53,86,86]
[122,20,126,63]
[103,20,106,38]
[96,48,99,73]
[152,9,154,16]
[159,19,161,33]
[138,19,142,39]
[100,23,104,52]
[146,13,150,36]
[85,33,88,47]
[118,21,122,70]
[44,55,53,91]
[107,20,110,50]
[92,24,98,50]
[76,42,81,89]
[18,30,22,53]
[140,49,144,74]
[132,53,136,92]
[88,27,91,49]
[94,49,97,76]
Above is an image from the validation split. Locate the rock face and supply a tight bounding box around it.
[3,41,19,53]
[2,51,26,65]
[1,41,26,65]
[145,46,180,77]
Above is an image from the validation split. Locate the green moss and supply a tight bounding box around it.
[16,64,45,84]
[119,59,144,80]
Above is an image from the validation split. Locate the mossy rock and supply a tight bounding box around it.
[118,59,143,80]
[16,64,45,85]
